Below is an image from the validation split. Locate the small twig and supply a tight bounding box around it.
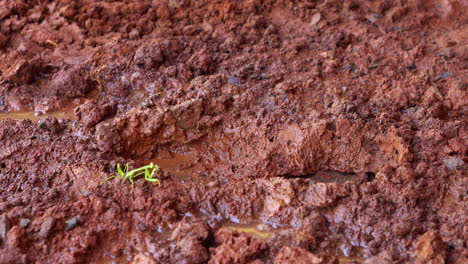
[46,39,59,47]
[125,52,135,70]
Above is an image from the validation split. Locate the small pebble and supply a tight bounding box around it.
[227,76,242,85]
[310,12,321,25]
[136,223,147,232]
[65,216,81,231]
[369,14,383,23]
[39,217,55,238]
[401,107,417,114]
[0,215,10,244]
[19,218,31,228]
[443,157,464,170]
[441,72,453,79]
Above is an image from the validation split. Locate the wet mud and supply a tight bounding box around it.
[0,0,467,263]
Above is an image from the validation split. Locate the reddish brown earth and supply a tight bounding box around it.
[0,1,467,263]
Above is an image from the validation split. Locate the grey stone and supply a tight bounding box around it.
[227,76,242,85]
[0,215,10,246]
[444,157,464,170]
[65,216,81,231]
[441,72,453,79]
[39,217,55,238]
[19,218,31,228]
[369,14,383,23]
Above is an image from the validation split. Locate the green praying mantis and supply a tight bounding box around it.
[101,162,161,191]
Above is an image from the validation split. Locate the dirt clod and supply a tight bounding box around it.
[274,246,322,264]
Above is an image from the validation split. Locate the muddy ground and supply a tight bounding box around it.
[0,0,467,263]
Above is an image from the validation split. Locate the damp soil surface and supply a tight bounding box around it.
[0,1,467,263]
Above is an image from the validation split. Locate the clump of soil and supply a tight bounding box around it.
[0,0,467,263]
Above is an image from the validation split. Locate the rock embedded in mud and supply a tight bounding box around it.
[64,216,81,231]
[443,157,464,170]
[19,218,30,228]
[0,215,10,246]
[227,76,242,85]
[274,246,322,264]
[38,117,67,133]
[440,72,453,79]
[38,217,55,238]
[310,12,321,25]
[170,98,203,130]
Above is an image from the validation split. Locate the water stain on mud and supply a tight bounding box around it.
[0,110,74,122]
[145,150,219,186]
[0,103,78,122]
[225,223,274,240]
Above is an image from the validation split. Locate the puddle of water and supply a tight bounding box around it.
[0,110,76,122]
[337,251,366,263]
[151,152,198,177]
[331,234,368,263]
[121,89,166,110]
[126,89,149,105]
[223,220,368,263]
[0,101,78,122]
[145,151,215,185]
[93,227,172,264]
[225,223,274,240]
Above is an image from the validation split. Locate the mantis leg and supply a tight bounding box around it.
[144,168,161,186]
[100,175,124,185]
[133,171,146,179]
[129,177,135,192]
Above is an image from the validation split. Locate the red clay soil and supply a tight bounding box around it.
[0,1,467,263]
